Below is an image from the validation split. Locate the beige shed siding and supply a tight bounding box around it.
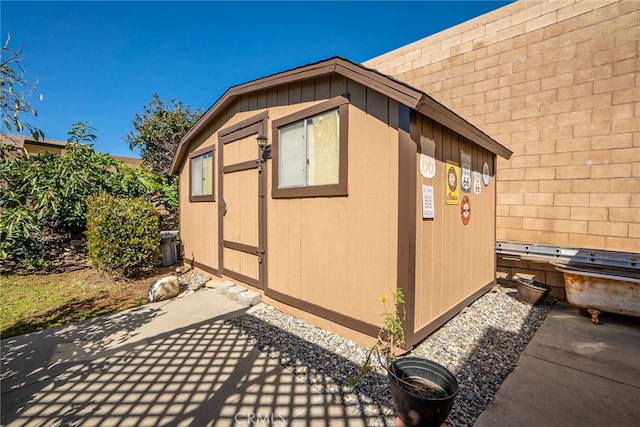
[365,0,640,253]
[413,116,496,331]
[223,247,259,281]
[178,76,400,327]
[222,130,261,282]
[178,143,218,270]
[178,109,268,273]
[176,65,505,345]
[222,137,260,248]
[267,84,399,326]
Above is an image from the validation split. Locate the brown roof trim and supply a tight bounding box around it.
[110,154,142,163]
[170,56,512,175]
[414,99,512,160]
[0,134,68,149]
[1,133,142,162]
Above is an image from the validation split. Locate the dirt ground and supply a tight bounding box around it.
[73,265,179,309]
[0,265,181,338]
[82,265,178,291]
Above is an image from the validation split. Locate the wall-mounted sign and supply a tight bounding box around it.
[474,171,482,195]
[482,162,490,186]
[461,195,471,225]
[460,151,471,193]
[445,162,460,205]
[422,185,434,219]
[419,136,436,179]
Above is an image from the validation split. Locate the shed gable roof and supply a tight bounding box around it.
[170,56,511,175]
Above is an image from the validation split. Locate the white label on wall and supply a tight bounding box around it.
[460,151,471,193]
[474,171,482,195]
[422,185,435,219]
[419,136,436,179]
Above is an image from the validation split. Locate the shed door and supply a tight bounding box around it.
[218,114,267,289]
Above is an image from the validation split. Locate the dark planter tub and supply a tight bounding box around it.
[516,278,550,306]
[388,357,458,427]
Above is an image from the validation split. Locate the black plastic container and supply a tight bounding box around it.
[388,357,459,427]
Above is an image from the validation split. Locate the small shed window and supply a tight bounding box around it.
[279,109,339,188]
[189,147,214,202]
[272,96,348,198]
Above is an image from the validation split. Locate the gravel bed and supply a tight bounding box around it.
[226,286,555,426]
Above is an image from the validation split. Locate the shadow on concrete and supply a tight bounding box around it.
[1,300,365,426]
[227,313,395,426]
[2,286,563,427]
[1,304,164,393]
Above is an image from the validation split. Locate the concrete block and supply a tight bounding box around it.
[215,281,235,295]
[226,285,247,301]
[238,291,261,307]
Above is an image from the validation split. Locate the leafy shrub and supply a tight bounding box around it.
[0,121,178,272]
[0,203,45,270]
[86,193,160,278]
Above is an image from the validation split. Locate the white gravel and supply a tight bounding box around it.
[226,285,555,426]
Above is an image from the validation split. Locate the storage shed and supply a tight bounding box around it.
[170,57,512,348]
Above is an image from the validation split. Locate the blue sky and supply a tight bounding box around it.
[2,1,511,157]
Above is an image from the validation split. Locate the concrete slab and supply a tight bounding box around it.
[1,290,365,426]
[14,289,638,427]
[475,303,640,426]
[522,303,640,387]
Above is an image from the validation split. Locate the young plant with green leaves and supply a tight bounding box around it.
[349,288,406,388]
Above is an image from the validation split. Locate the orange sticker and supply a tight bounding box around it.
[461,195,471,225]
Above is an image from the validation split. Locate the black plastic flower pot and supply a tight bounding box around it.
[388,357,458,427]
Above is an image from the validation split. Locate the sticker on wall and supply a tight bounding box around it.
[422,185,435,219]
[419,136,436,179]
[482,162,490,186]
[461,195,471,225]
[445,162,460,205]
[460,151,472,193]
[474,171,482,195]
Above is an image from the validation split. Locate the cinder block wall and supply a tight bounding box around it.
[365,0,639,293]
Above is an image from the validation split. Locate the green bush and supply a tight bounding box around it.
[0,203,45,270]
[0,121,178,272]
[86,193,160,278]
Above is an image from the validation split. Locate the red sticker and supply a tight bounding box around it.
[461,195,471,225]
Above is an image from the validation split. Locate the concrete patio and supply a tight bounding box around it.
[2,289,639,426]
[1,290,364,426]
[475,302,640,426]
